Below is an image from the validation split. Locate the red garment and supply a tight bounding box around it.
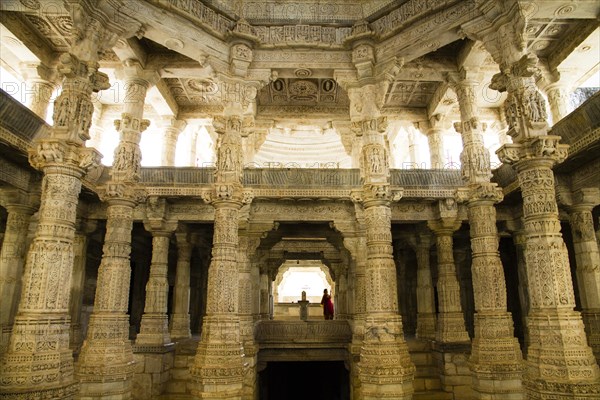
[321,293,334,319]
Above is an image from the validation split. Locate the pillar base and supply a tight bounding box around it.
[170,313,192,340]
[136,314,171,346]
[524,311,600,398]
[436,312,470,344]
[0,315,75,399]
[581,310,600,364]
[469,312,524,399]
[0,382,78,400]
[357,315,415,399]
[77,314,135,399]
[416,312,436,340]
[190,316,245,400]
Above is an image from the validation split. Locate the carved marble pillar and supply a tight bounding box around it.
[69,219,96,353]
[352,115,414,399]
[450,68,524,396]
[568,188,600,362]
[238,233,260,399]
[20,61,59,120]
[189,128,199,166]
[543,82,571,125]
[0,191,37,346]
[414,232,436,340]
[429,217,470,344]
[161,118,187,166]
[137,210,177,346]
[511,229,530,356]
[87,101,105,150]
[170,232,192,340]
[427,114,445,169]
[336,273,349,319]
[259,270,270,319]
[487,16,600,391]
[190,113,249,399]
[77,62,155,399]
[0,27,108,394]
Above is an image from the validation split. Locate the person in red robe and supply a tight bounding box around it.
[320,289,334,320]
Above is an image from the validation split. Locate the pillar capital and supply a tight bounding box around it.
[497,136,569,169]
[571,188,600,210]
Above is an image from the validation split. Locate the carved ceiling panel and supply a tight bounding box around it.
[384,80,440,108]
[20,13,72,52]
[164,78,221,106]
[257,78,350,108]
[527,19,583,57]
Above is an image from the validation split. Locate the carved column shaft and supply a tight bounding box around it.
[544,83,571,124]
[137,231,173,346]
[354,112,414,398]
[453,77,491,185]
[189,129,199,166]
[191,202,245,397]
[429,223,470,344]
[0,50,104,398]
[259,271,270,319]
[495,64,599,394]
[191,110,247,398]
[569,196,600,362]
[77,70,152,398]
[0,204,35,330]
[26,79,56,120]
[427,130,444,168]
[415,239,436,340]
[170,237,192,340]
[20,62,58,120]
[69,222,93,352]
[451,71,524,395]
[161,119,187,166]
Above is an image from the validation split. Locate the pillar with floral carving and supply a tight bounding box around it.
[414,231,436,340]
[428,215,470,344]
[352,113,415,399]
[449,68,524,395]
[161,118,187,166]
[0,16,109,397]
[190,111,252,399]
[427,113,446,169]
[137,204,177,346]
[69,219,96,353]
[20,61,59,120]
[0,190,38,350]
[170,231,193,340]
[568,188,600,363]
[77,62,156,399]
[471,2,600,395]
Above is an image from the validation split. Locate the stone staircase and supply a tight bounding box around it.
[407,338,453,400]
